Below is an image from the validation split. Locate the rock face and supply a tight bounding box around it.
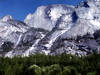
[24,5,74,31]
[0,15,29,55]
[24,0,100,37]
[0,0,100,57]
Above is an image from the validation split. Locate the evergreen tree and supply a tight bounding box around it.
[48,64,62,75]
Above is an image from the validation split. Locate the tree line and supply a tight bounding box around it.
[0,53,100,75]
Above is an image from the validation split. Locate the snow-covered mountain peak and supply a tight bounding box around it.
[0,15,30,48]
[47,5,73,21]
[87,0,100,2]
[1,0,100,57]
[24,1,100,36]
[25,13,33,20]
[0,15,13,22]
[24,5,74,31]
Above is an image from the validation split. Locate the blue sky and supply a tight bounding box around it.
[0,0,84,21]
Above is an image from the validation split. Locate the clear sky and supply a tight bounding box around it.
[0,0,84,21]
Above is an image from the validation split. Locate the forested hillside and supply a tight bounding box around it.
[0,53,100,75]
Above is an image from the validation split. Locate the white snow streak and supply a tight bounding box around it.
[14,34,23,48]
[23,33,45,56]
[45,29,68,49]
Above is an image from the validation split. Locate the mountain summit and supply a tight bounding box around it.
[0,0,100,57]
[24,0,100,37]
[0,15,13,22]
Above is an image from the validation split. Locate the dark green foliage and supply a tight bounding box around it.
[62,66,78,75]
[62,67,71,75]
[41,66,49,75]
[87,72,96,75]
[28,65,41,75]
[96,63,100,75]
[0,53,100,75]
[48,64,62,75]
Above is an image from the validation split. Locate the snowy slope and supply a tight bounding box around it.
[24,5,74,31]
[0,15,30,53]
[24,0,100,56]
[0,15,13,22]
[5,28,48,57]
[25,0,100,37]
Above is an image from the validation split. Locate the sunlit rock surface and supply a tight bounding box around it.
[0,0,100,57]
